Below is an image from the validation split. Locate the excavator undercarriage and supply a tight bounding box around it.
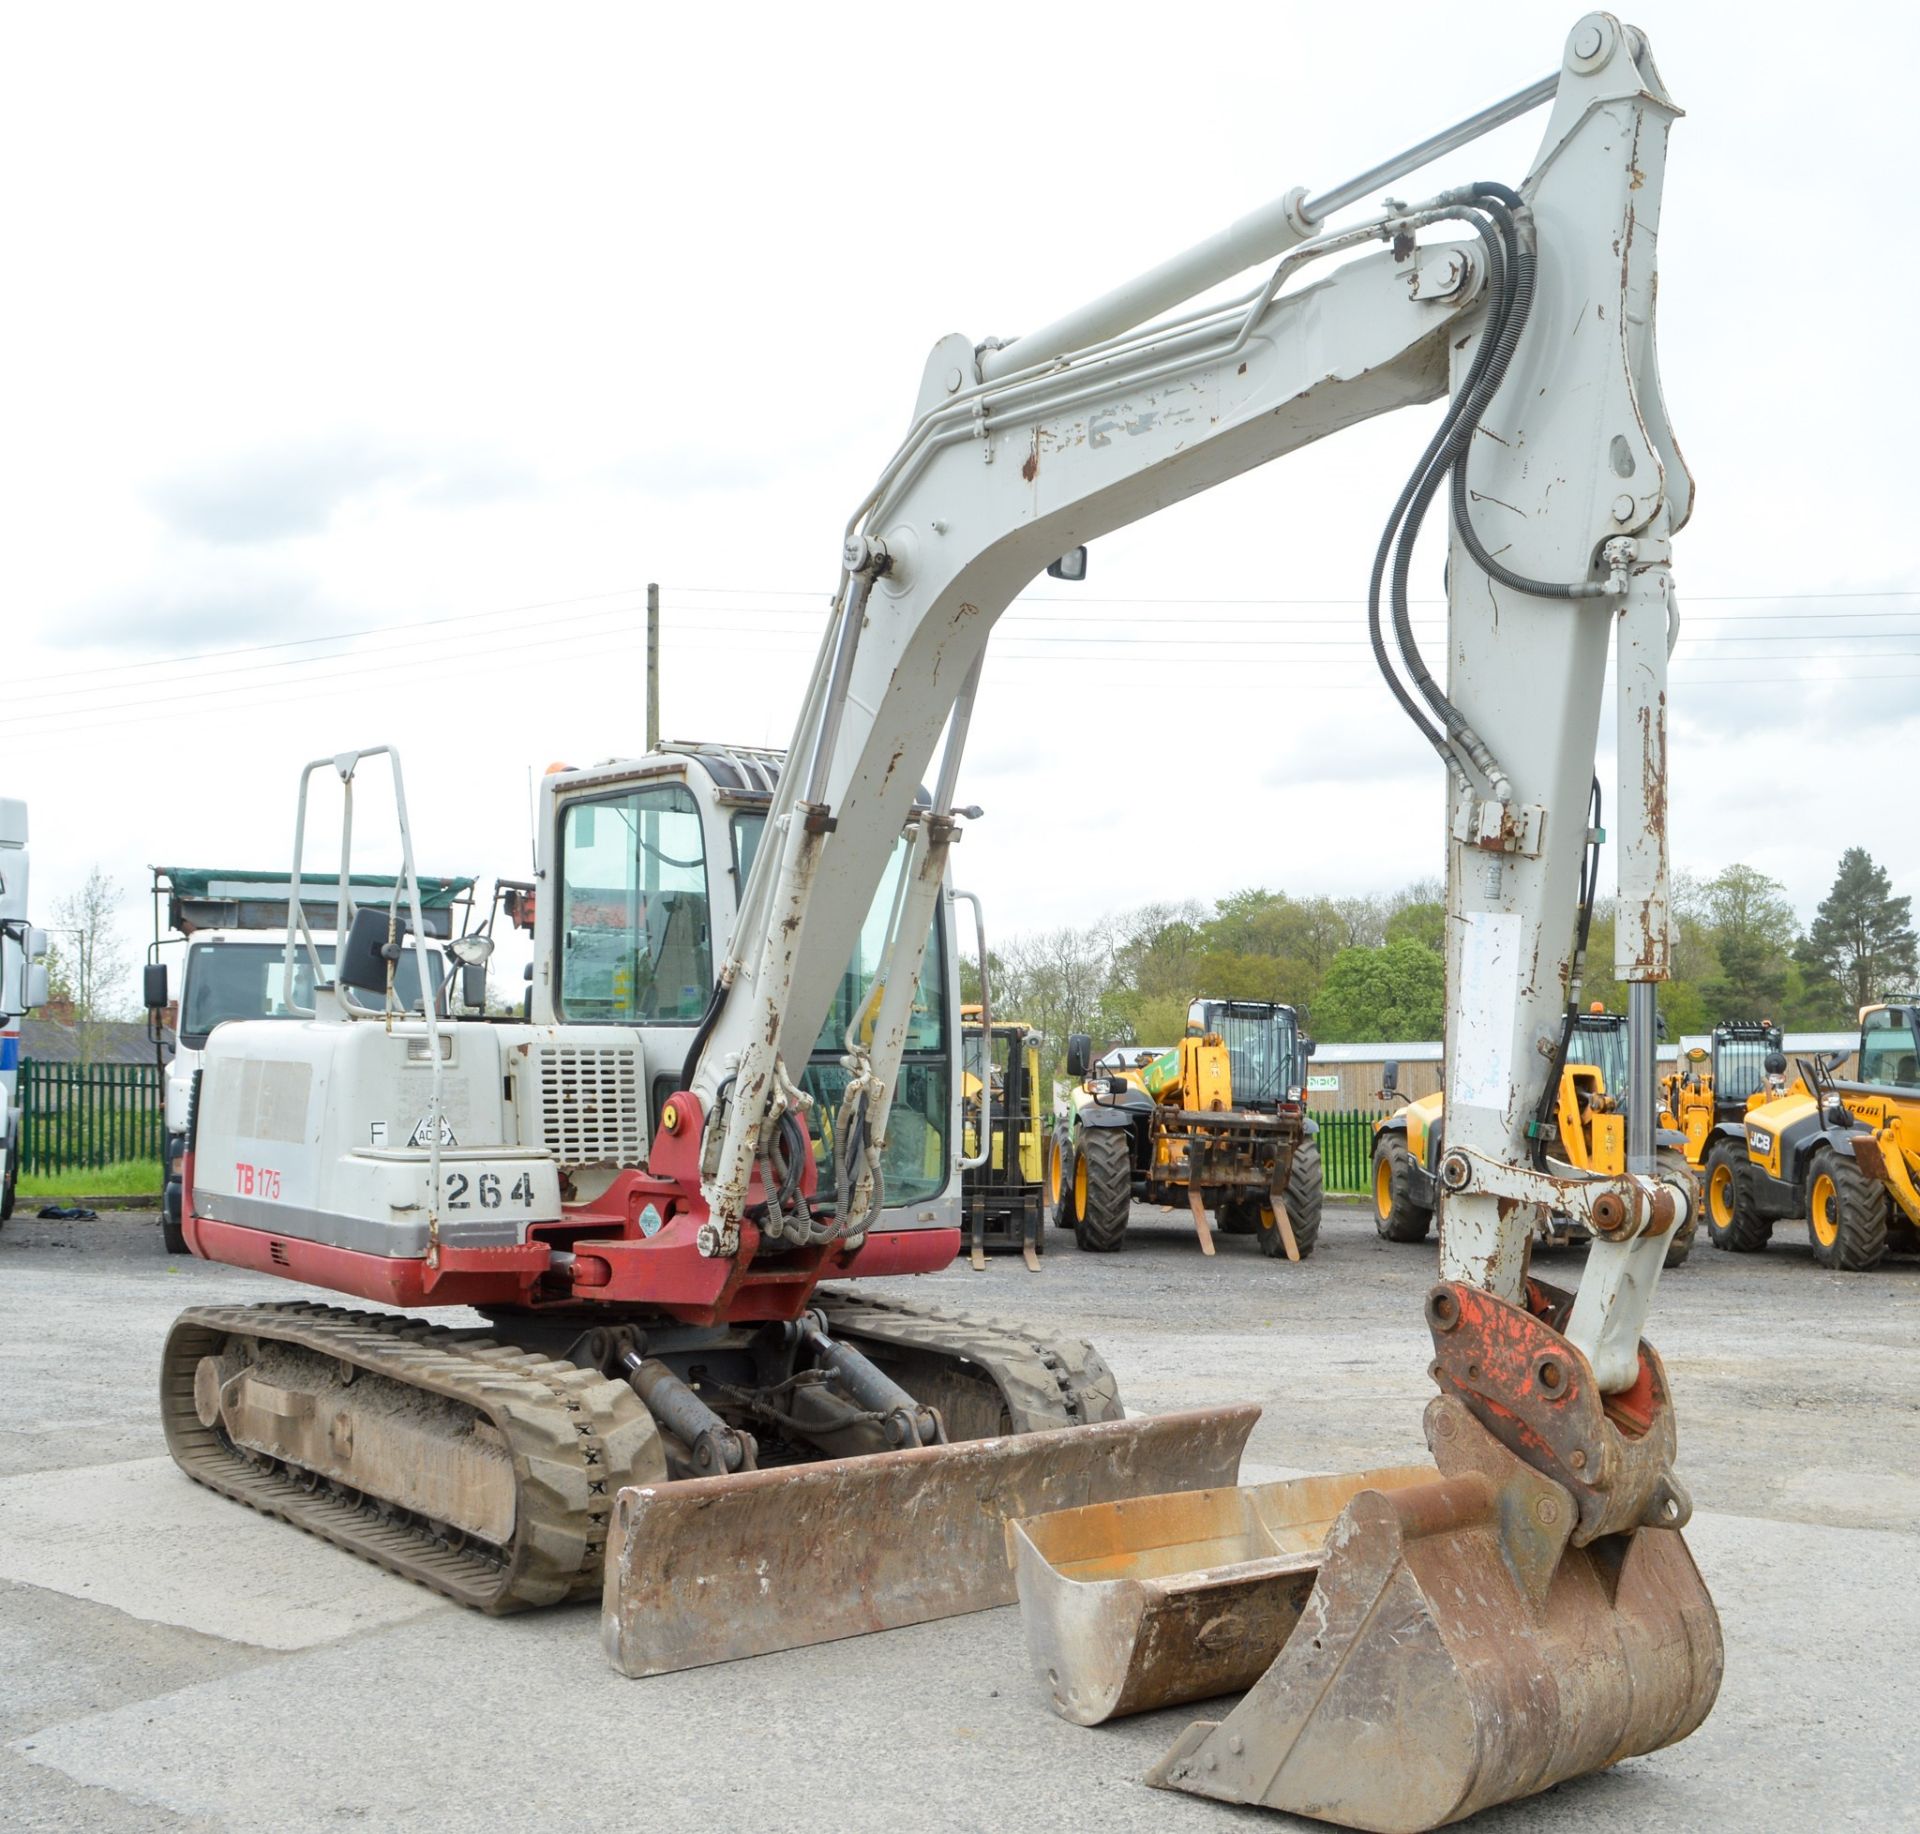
[163,1289,1241,1626]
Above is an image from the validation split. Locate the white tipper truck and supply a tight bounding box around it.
[0,799,50,1223]
[145,867,473,1252]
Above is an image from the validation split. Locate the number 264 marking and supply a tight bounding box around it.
[445,1171,534,1209]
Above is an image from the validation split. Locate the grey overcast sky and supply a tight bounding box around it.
[4,1,1915,1001]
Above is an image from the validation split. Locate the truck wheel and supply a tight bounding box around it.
[1806,1148,1890,1271]
[1047,1136,1081,1231]
[1260,1142,1323,1260]
[1702,1137,1770,1253]
[1371,1134,1432,1243]
[1070,1128,1133,1253]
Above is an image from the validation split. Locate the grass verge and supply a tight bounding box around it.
[18,1160,163,1199]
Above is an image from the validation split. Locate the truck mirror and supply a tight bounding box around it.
[25,962,49,1010]
[1381,1060,1399,1094]
[144,963,170,1011]
[27,927,48,960]
[1065,1033,1092,1079]
[338,906,410,997]
[1764,1051,1786,1076]
[1301,1035,1317,1060]
[460,961,488,1012]
[1046,546,1088,582]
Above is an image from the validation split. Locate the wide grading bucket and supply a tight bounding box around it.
[1011,1396,1722,1833]
[602,1403,1258,1677]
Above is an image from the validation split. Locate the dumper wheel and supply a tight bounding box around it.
[1070,1128,1133,1253]
[1702,1137,1770,1253]
[1370,1134,1432,1243]
[1806,1147,1890,1271]
[1259,1142,1322,1259]
[1047,1135,1081,1232]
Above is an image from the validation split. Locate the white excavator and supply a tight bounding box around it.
[166,16,1716,1828]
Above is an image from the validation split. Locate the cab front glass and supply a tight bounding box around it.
[1860,1008,1920,1089]
[1189,999,1300,1107]
[554,785,949,1206]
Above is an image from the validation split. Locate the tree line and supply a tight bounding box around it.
[977,848,1917,1087]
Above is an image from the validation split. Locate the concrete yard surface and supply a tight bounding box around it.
[4,1204,1916,1832]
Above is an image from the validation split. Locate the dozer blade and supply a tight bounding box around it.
[601,1403,1257,1677]
[1014,1399,1721,1832]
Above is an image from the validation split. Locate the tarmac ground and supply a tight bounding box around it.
[3,1201,1915,1832]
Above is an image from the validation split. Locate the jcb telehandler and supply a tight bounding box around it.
[1718,1003,1920,1267]
[1048,998,1323,1259]
[1373,1006,1698,1265]
[1658,1018,1786,1249]
[959,1006,1046,1269]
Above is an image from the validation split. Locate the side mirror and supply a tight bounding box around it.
[27,927,48,961]
[449,933,494,968]
[338,906,411,997]
[143,963,170,1011]
[1655,1012,1668,1041]
[1764,1050,1787,1076]
[1381,1059,1399,1094]
[25,962,49,1010]
[1046,546,1088,582]
[460,962,488,1013]
[1301,1034,1317,1060]
[1065,1033,1092,1080]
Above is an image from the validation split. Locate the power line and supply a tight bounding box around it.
[7,586,648,692]
[663,582,1920,605]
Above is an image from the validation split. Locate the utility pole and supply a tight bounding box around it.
[646,582,660,751]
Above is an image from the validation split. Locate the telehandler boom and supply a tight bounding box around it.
[171,14,1713,1828]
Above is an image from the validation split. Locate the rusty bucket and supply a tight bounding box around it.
[1008,1464,1438,1725]
[602,1403,1258,1677]
[1012,1397,1722,1833]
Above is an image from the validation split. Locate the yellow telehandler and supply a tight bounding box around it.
[1047,998,1322,1259]
[1719,1003,1920,1267]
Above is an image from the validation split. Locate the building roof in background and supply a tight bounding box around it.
[1313,1031,1858,1067]
[19,1018,154,1065]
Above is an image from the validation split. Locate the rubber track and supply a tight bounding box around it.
[814,1288,1124,1434]
[161,1302,660,1614]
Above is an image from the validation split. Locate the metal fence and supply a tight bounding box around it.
[17,1059,165,1173]
[1315,1109,1385,1196]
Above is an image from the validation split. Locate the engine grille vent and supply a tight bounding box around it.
[532,1042,645,1169]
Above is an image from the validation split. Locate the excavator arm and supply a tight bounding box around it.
[641,19,1722,1827]
[688,14,1690,1394]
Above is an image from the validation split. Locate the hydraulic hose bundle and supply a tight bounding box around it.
[1367,181,1608,798]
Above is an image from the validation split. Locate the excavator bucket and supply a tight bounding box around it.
[1010,1398,1722,1833]
[602,1403,1259,1678]
[1008,1464,1438,1725]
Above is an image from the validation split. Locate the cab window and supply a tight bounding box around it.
[558,784,711,1023]
[1861,1009,1919,1089]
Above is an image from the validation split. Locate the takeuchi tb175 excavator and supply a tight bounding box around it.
[166,15,1715,1829]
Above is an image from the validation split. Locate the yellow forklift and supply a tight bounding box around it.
[960,1006,1046,1270]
